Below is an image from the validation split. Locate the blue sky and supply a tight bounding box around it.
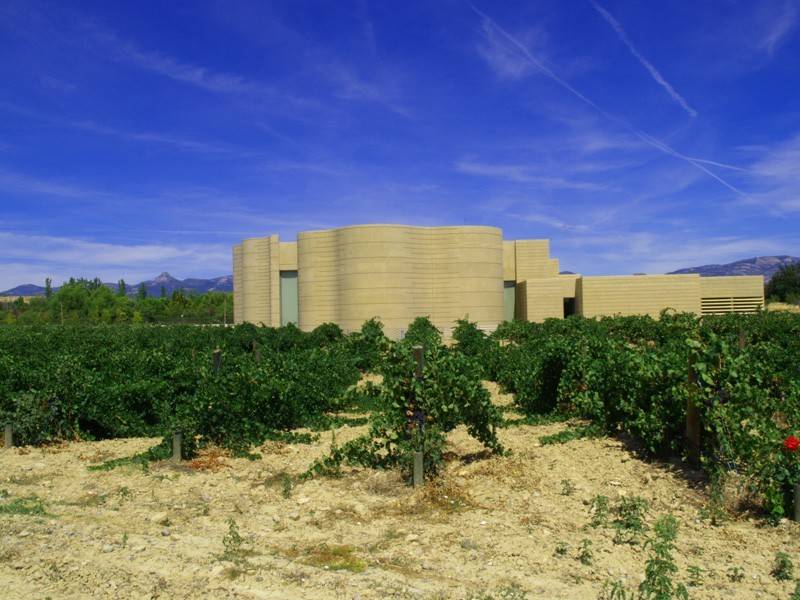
[1,0,799,289]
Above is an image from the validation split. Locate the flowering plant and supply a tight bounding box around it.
[785,435,800,452]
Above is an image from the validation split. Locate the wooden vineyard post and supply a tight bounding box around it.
[213,349,222,373]
[3,424,12,449]
[172,432,182,463]
[686,358,701,468]
[794,483,800,522]
[738,330,746,351]
[412,345,424,487]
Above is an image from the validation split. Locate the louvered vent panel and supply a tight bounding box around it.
[701,296,763,316]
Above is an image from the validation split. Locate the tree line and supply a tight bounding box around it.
[766,263,800,304]
[0,277,231,325]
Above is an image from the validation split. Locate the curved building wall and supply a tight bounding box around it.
[239,235,280,326]
[232,245,243,324]
[297,224,504,338]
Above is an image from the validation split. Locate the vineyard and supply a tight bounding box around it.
[2,312,800,598]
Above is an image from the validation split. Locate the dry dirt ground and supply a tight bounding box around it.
[2,382,799,599]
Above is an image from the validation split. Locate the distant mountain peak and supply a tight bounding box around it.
[152,272,178,283]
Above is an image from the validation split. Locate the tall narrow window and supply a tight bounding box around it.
[503,281,516,322]
[280,271,298,326]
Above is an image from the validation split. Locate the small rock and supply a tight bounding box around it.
[296,497,311,505]
[460,538,478,550]
[289,512,300,521]
[209,565,225,578]
[19,531,31,538]
[161,528,171,536]
[102,544,114,553]
[272,515,281,523]
[405,534,419,543]
[150,512,170,525]
[479,520,488,526]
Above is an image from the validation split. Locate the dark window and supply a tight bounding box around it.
[563,297,576,318]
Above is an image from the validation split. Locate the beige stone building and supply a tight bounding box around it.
[233,224,764,337]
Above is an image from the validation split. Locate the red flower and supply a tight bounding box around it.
[784,435,800,452]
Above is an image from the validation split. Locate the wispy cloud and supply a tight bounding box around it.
[81,22,318,113]
[589,1,697,117]
[322,62,411,117]
[510,212,590,232]
[0,232,231,290]
[0,102,246,157]
[477,18,544,80]
[0,169,109,200]
[742,131,800,212]
[262,161,351,177]
[455,160,609,190]
[759,0,797,55]
[557,230,791,274]
[469,4,747,196]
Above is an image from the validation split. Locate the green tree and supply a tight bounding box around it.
[137,282,147,300]
[160,285,166,299]
[44,277,53,299]
[117,279,127,296]
[766,263,800,303]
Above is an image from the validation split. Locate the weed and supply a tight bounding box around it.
[539,423,603,445]
[686,565,704,587]
[577,538,593,565]
[791,581,800,600]
[502,412,568,428]
[561,479,576,496]
[598,579,635,600]
[589,495,610,528]
[87,441,171,471]
[121,532,128,547]
[727,566,744,583]
[771,551,794,581]
[467,584,528,600]
[281,473,294,499]
[302,544,366,573]
[639,514,688,600]
[699,467,727,525]
[554,541,569,557]
[420,476,475,513]
[0,495,48,516]
[218,518,249,565]
[612,496,649,545]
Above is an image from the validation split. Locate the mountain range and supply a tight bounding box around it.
[0,272,233,298]
[667,255,799,281]
[2,255,798,297]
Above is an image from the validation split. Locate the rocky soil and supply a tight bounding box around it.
[1,382,799,599]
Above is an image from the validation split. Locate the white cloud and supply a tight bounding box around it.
[0,233,231,290]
